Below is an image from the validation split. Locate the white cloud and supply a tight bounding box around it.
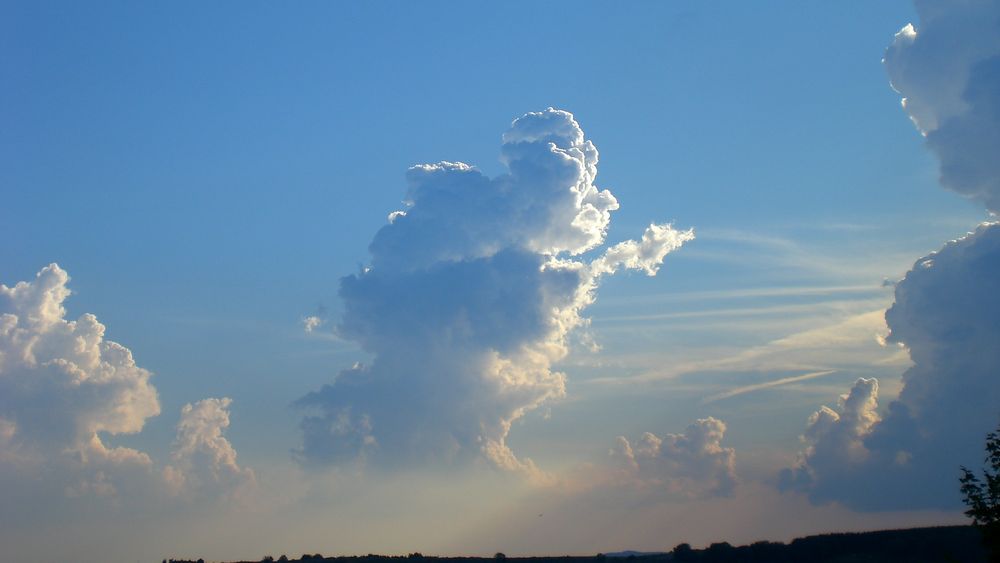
[163,397,256,502]
[0,265,255,508]
[302,315,323,333]
[592,223,694,277]
[884,0,1000,211]
[296,108,692,473]
[610,417,737,498]
[0,264,160,497]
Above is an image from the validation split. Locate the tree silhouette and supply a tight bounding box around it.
[671,543,693,562]
[960,422,1000,559]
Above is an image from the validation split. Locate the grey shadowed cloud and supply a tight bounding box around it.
[884,0,1000,212]
[783,223,1000,509]
[295,109,693,476]
[781,0,1000,511]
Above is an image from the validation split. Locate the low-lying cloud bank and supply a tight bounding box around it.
[0,265,253,507]
[297,108,692,474]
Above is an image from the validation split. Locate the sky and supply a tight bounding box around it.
[2,1,999,561]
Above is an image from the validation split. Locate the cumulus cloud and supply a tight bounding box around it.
[297,108,692,473]
[782,223,1000,509]
[780,378,881,499]
[610,417,737,498]
[0,264,160,497]
[591,223,694,277]
[782,0,1000,510]
[0,265,254,506]
[163,398,256,502]
[884,0,1000,211]
[302,315,323,333]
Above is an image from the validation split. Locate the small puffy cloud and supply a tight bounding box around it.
[884,0,1000,211]
[297,109,692,473]
[163,398,256,502]
[592,223,694,277]
[610,417,737,498]
[302,315,323,333]
[0,264,160,497]
[782,223,1000,509]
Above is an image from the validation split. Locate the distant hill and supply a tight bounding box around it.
[164,524,989,563]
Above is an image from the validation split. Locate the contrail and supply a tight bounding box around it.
[702,369,838,404]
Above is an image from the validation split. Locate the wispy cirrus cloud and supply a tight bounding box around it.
[702,369,838,405]
[587,308,907,388]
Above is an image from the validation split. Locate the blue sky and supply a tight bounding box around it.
[2,1,997,561]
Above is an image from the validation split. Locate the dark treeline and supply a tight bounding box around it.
[668,525,986,562]
[164,524,989,563]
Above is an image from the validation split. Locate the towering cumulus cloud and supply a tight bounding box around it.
[884,0,1000,211]
[164,398,256,502]
[0,264,160,497]
[783,226,1000,509]
[297,109,692,474]
[784,0,1000,509]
